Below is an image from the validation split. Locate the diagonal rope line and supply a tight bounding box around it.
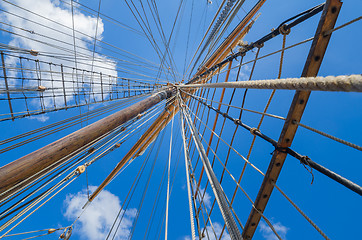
[180,92,283,240]
[294,121,362,151]
[179,94,242,240]
[180,89,285,120]
[164,108,174,240]
[271,181,330,240]
[180,108,196,240]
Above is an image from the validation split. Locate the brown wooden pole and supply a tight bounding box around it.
[88,103,177,202]
[242,1,342,239]
[195,0,266,77]
[0,89,173,200]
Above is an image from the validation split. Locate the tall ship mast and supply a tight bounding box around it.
[0,0,361,239]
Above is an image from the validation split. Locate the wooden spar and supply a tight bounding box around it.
[89,103,178,201]
[88,4,264,202]
[195,0,266,76]
[242,1,342,239]
[0,89,173,201]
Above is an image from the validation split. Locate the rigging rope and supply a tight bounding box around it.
[181,74,362,92]
[182,95,332,240]
[271,181,330,240]
[184,89,362,196]
[180,111,196,240]
[180,89,285,119]
[180,97,242,240]
[164,109,174,240]
[187,2,325,84]
[293,121,362,151]
[0,2,360,239]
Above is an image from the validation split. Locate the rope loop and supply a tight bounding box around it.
[279,24,291,35]
[233,119,241,125]
[60,226,73,240]
[275,146,288,153]
[300,156,314,184]
[270,146,288,156]
[250,127,259,136]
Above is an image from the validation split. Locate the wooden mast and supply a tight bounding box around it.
[0,89,173,201]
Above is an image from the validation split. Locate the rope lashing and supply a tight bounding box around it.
[273,147,314,184]
[279,24,291,35]
[181,74,362,92]
[59,226,72,240]
[249,128,258,136]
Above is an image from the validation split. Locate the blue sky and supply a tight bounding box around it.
[0,0,361,240]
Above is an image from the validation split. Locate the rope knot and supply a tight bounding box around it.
[270,146,288,155]
[250,127,259,136]
[279,24,291,35]
[299,156,314,184]
[275,146,288,153]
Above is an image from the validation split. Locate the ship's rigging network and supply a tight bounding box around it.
[0,0,361,239]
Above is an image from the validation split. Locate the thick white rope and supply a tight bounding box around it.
[164,110,174,240]
[180,108,196,240]
[180,101,242,240]
[181,74,362,92]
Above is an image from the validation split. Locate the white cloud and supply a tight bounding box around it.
[0,0,117,112]
[29,114,49,122]
[63,186,137,240]
[259,221,289,240]
[202,188,212,209]
[193,182,212,209]
[206,222,231,240]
